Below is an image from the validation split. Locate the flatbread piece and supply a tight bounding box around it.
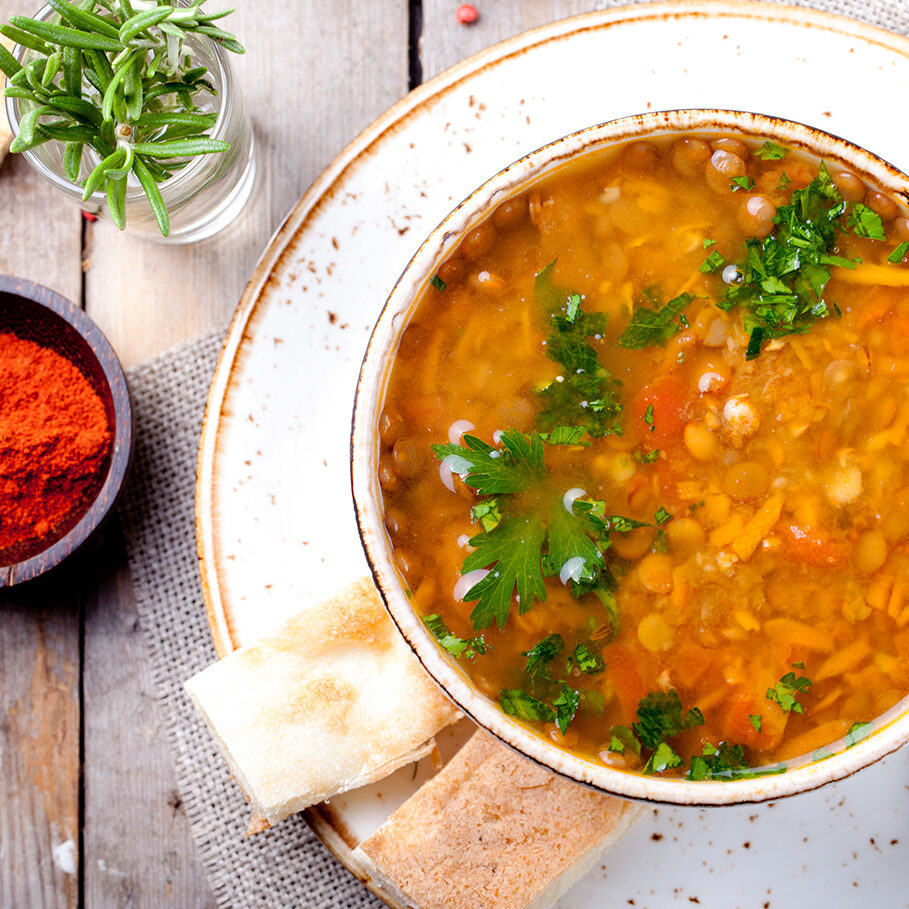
[185,577,461,826]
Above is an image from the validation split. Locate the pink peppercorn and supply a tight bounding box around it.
[456,4,479,25]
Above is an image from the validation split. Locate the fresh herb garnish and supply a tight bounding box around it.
[848,203,886,240]
[523,633,564,679]
[636,448,661,464]
[537,293,623,439]
[643,403,655,432]
[687,741,748,780]
[633,689,704,749]
[700,249,726,273]
[644,742,683,775]
[749,714,762,733]
[430,274,446,292]
[718,162,858,359]
[470,498,502,532]
[617,291,695,349]
[609,725,642,756]
[547,425,590,446]
[756,140,788,160]
[730,176,755,192]
[654,506,673,526]
[703,237,717,249]
[500,688,555,723]
[572,643,605,674]
[0,0,243,235]
[553,684,581,734]
[776,171,792,191]
[433,429,546,496]
[766,670,812,714]
[423,614,486,659]
[888,241,909,264]
[845,721,873,748]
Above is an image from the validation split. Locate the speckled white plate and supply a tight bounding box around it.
[196,3,909,906]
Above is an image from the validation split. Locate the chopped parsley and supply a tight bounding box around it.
[572,643,605,674]
[766,670,812,714]
[730,175,755,192]
[687,742,785,781]
[845,721,873,748]
[644,403,655,431]
[430,273,446,292]
[749,714,763,733]
[537,292,623,439]
[700,249,726,273]
[645,742,683,775]
[718,162,859,359]
[654,506,673,526]
[423,614,486,659]
[636,448,661,464]
[547,424,590,446]
[776,171,792,191]
[756,140,788,160]
[500,688,555,723]
[617,290,695,349]
[888,241,909,264]
[848,203,886,240]
[471,498,502,532]
[703,237,717,249]
[523,633,563,679]
[553,684,581,733]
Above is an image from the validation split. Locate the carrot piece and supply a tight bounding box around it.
[607,644,648,721]
[784,525,849,567]
[763,618,835,652]
[722,691,764,749]
[634,373,689,443]
[814,636,872,681]
[673,643,713,689]
[775,719,850,762]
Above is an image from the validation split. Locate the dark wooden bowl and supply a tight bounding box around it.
[0,276,132,587]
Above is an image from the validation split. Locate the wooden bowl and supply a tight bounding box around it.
[0,277,132,586]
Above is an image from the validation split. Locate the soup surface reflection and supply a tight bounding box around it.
[379,132,909,779]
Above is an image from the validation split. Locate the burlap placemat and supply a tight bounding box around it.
[118,3,909,907]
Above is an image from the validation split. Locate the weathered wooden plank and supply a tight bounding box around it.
[84,0,411,365]
[421,1,592,81]
[81,526,217,909]
[78,2,411,906]
[0,3,85,907]
[0,569,82,909]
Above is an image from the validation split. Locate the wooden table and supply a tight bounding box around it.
[0,1,609,905]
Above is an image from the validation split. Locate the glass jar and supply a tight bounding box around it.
[4,4,256,243]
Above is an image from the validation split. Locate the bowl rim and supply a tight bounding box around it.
[0,276,133,587]
[352,108,909,806]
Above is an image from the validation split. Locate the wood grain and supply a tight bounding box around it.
[84,0,411,366]
[0,570,81,909]
[421,0,593,81]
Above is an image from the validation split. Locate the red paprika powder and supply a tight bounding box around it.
[0,331,112,563]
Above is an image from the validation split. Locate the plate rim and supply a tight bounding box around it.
[192,1,909,904]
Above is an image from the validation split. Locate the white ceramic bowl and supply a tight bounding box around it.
[352,109,909,806]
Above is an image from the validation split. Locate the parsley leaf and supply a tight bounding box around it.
[687,742,749,780]
[703,237,717,249]
[433,429,546,495]
[766,671,812,714]
[608,514,650,533]
[888,241,909,264]
[470,498,502,532]
[644,742,683,775]
[730,176,755,192]
[654,506,673,526]
[848,203,886,240]
[721,162,854,359]
[700,249,726,273]
[461,515,548,629]
[547,425,589,446]
[636,448,661,464]
[618,292,695,349]
[500,689,555,723]
[523,633,564,679]
[608,725,642,756]
[537,295,623,438]
[553,684,581,734]
[756,140,788,160]
[572,643,605,674]
[776,171,792,191]
[845,721,873,748]
[643,403,655,431]
[633,690,704,750]
[749,714,762,733]
[423,614,486,659]
[430,273,446,292]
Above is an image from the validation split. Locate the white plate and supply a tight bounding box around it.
[196,3,909,906]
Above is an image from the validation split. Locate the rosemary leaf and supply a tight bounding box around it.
[0,24,52,55]
[133,156,169,236]
[62,45,81,97]
[51,93,102,126]
[106,173,126,229]
[130,136,228,156]
[83,145,126,199]
[46,0,122,40]
[119,7,172,46]
[0,41,22,78]
[9,16,123,52]
[63,139,82,181]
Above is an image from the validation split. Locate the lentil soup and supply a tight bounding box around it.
[377,130,909,781]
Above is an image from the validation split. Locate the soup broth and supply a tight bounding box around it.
[378,132,909,780]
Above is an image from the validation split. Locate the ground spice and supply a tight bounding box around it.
[0,331,112,562]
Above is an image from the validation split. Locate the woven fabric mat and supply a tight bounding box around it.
[118,2,909,907]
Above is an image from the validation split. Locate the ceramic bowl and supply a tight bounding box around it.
[352,109,909,806]
[0,277,132,586]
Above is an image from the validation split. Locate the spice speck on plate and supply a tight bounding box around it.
[0,332,112,563]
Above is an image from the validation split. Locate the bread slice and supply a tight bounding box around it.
[352,731,645,909]
[185,577,461,826]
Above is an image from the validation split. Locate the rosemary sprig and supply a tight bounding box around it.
[0,0,244,236]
